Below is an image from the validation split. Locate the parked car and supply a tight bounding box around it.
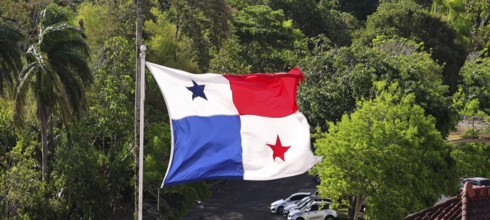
[282,196,313,217]
[460,177,490,188]
[270,192,312,214]
[283,196,332,218]
[288,201,337,220]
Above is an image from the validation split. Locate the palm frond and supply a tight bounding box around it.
[39,23,86,52]
[50,58,88,119]
[52,39,90,59]
[14,63,37,124]
[39,23,83,39]
[48,65,73,120]
[16,3,92,123]
[49,49,92,83]
[0,24,23,95]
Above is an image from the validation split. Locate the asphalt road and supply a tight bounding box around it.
[183,173,317,220]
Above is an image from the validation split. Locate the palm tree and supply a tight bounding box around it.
[15,3,92,181]
[0,15,23,96]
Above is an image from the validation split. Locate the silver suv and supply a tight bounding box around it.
[282,196,332,218]
[270,192,311,214]
[287,201,337,220]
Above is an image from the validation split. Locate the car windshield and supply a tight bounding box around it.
[302,202,328,212]
[480,180,490,186]
[297,199,313,209]
[298,201,312,211]
[296,197,310,206]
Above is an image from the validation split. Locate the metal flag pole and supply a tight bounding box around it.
[135,0,142,217]
[138,45,146,220]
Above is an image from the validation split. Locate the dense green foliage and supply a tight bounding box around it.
[458,55,490,114]
[298,37,458,137]
[313,83,457,220]
[15,3,92,182]
[0,0,489,219]
[451,142,490,178]
[356,1,467,93]
[0,16,22,95]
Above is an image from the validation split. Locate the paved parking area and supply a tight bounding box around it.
[183,173,317,220]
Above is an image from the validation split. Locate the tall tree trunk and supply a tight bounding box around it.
[353,196,360,220]
[48,117,55,160]
[39,108,49,182]
[352,195,365,220]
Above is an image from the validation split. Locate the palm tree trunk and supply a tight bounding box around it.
[49,117,56,160]
[39,108,49,181]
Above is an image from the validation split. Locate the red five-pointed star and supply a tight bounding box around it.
[267,135,290,162]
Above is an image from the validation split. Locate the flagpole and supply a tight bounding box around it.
[138,45,146,220]
[135,0,142,218]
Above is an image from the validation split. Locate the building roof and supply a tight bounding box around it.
[405,182,490,220]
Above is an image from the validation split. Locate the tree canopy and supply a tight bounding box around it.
[0,0,489,219]
[298,37,458,137]
[313,82,457,220]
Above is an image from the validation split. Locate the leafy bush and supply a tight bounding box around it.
[462,128,480,139]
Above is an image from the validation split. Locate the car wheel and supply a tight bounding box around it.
[277,206,284,214]
[324,215,334,220]
[296,218,305,220]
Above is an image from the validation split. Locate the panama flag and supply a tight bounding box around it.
[146,62,321,186]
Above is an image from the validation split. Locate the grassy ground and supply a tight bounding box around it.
[447,119,490,143]
[337,209,348,219]
[337,208,366,220]
[447,133,462,141]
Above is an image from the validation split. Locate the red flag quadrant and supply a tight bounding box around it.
[145,62,321,186]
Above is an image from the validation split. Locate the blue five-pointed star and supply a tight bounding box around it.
[187,80,207,100]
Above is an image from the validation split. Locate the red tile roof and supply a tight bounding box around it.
[405,182,490,220]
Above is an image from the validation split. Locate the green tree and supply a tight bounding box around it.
[431,0,472,45]
[356,1,467,93]
[0,17,23,96]
[320,0,379,21]
[14,3,92,181]
[431,0,490,51]
[50,140,111,219]
[208,35,252,73]
[466,0,490,50]
[76,1,138,50]
[450,50,490,139]
[458,54,490,114]
[144,7,199,72]
[452,86,488,138]
[268,0,359,47]
[313,82,457,220]
[161,0,233,71]
[43,36,136,218]
[451,142,490,178]
[0,0,51,42]
[1,117,67,218]
[0,99,15,161]
[229,5,307,72]
[298,37,457,137]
